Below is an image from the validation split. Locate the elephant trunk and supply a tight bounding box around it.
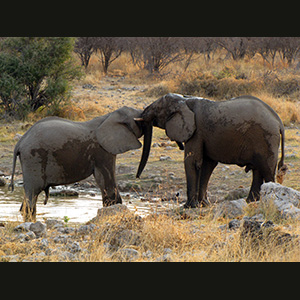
[136,121,153,178]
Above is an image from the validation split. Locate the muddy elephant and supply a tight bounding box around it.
[9,106,151,220]
[135,93,286,208]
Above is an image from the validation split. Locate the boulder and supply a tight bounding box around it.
[96,204,129,218]
[225,187,250,200]
[14,222,33,232]
[260,182,300,219]
[89,204,130,223]
[30,221,46,238]
[213,199,247,218]
[240,218,293,248]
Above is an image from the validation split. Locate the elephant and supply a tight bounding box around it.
[135,93,286,208]
[9,106,151,220]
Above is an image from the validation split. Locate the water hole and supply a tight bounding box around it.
[0,185,180,223]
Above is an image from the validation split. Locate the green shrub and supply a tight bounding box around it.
[0,37,82,120]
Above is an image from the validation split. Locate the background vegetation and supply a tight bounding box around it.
[1,36,300,124]
[0,37,82,120]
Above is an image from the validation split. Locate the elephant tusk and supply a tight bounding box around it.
[134,118,144,121]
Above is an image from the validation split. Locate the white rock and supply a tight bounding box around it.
[260,182,300,219]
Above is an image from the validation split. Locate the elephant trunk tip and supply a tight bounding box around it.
[136,121,153,179]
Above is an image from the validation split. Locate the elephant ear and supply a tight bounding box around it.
[96,108,142,155]
[165,103,196,143]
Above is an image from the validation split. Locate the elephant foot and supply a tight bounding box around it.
[20,202,36,222]
[183,199,209,209]
[102,198,122,207]
[246,191,260,203]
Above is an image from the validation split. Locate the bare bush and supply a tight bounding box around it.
[74,37,98,69]
[94,37,125,74]
[128,37,184,74]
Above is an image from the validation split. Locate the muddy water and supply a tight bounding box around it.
[0,185,179,223]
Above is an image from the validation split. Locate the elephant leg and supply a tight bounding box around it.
[93,156,122,207]
[20,189,38,222]
[246,169,264,203]
[183,143,203,208]
[198,158,218,206]
[44,186,50,205]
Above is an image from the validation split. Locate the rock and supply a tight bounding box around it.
[68,241,81,253]
[14,222,33,232]
[213,199,247,218]
[160,156,171,161]
[53,235,69,244]
[116,164,134,175]
[260,182,300,219]
[225,187,250,200]
[114,229,141,247]
[40,238,49,249]
[82,84,97,90]
[30,221,46,238]
[142,250,153,259]
[57,226,75,234]
[25,231,36,240]
[0,177,6,187]
[228,219,241,230]
[95,204,129,219]
[118,181,141,192]
[240,218,293,248]
[118,248,140,262]
[77,224,96,235]
[15,231,36,242]
[1,255,20,262]
[153,176,163,183]
[45,219,63,229]
[49,189,79,197]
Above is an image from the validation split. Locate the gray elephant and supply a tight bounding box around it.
[135,93,286,208]
[9,106,151,220]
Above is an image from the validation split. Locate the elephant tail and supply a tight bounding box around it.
[276,125,288,184]
[278,125,285,171]
[8,145,20,192]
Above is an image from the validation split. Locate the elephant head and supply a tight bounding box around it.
[135,93,196,178]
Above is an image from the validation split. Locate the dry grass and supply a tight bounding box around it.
[1,207,299,262]
[69,51,300,125]
[80,207,300,262]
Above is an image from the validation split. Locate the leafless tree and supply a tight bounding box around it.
[128,37,184,73]
[216,37,251,60]
[94,37,124,74]
[248,37,280,67]
[74,37,97,69]
[181,37,218,70]
[277,37,300,65]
